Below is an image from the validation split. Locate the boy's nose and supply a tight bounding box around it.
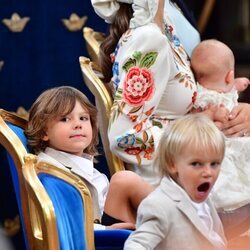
[202,165,213,177]
[74,121,82,129]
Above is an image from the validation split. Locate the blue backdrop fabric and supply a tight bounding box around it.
[0,1,108,249]
[0,0,107,111]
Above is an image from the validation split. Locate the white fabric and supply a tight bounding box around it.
[91,0,160,28]
[192,202,225,250]
[59,151,108,214]
[194,83,239,112]
[108,21,196,186]
[38,147,109,217]
[211,136,250,211]
[191,83,250,211]
[165,0,200,56]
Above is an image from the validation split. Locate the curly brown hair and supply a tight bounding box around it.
[25,86,99,156]
[99,3,133,83]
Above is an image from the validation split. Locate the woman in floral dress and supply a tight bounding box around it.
[92,0,197,186]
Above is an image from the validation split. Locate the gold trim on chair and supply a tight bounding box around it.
[0,109,35,248]
[83,27,106,64]
[22,154,95,250]
[197,0,216,34]
[22,154,59,250]
[79,56,125,175]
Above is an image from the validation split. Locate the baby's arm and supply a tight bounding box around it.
[192,104,229,123]
[211,105,230,123]
[234,77,250,92]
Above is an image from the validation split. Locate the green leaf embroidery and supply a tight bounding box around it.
[142,131,148,143]
[136,155,142,166]
[122,58,136,72]
[136,137,144,145]
[140,52,158,68]
[130,106,142,114]
[152,120,163,128]
[132,51,142,63]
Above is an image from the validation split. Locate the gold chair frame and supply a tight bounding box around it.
[83,27,105,64]
[79,56,125,175]
[197,0,216,34]
[0,109,35,248]
[22,154,95,250]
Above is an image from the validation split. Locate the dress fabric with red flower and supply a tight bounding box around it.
[123,66,155,107]
[108,22,196,185]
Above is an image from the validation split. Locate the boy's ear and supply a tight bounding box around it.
[168,163,178,177]
[225,69,234,84]
[42,134,49,141]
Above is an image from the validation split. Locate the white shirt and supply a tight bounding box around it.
[38,147,109,215]
[170,178,225,249]
[191,201,226,249]
[59,150,109,214]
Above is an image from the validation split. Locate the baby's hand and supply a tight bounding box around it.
[234,77,250,92]
[214,106,230,123]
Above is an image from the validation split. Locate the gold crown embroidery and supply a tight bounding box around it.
[62,13,88,32]
[0,61,4,71]
[2,13,30,32]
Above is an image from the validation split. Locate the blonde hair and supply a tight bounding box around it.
[25,86,99,156]
[155,114,225,178]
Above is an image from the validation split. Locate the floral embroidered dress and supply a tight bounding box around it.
[108,20,196,185]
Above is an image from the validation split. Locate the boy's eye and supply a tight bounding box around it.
[80,116,89,121]
[211,162,221,168]
[61,117,70,122]
[191,162,202,167]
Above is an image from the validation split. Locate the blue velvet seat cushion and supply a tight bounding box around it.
[94,229,131,250]
[39,173,87,250]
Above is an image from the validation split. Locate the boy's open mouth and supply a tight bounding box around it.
[197,182,210,192]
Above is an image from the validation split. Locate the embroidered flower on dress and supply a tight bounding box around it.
[192,91,197,104]
[112,62,120,91]
[125,147,142,156]
[123,66,155,107]
[117,134,136,148]
[172,35,180,47]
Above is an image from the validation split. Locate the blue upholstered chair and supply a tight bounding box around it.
[94,229,131,250]
[22,154,95,250]
[0,109,32,249]
[1,108,131,249]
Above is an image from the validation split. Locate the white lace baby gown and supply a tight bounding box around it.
[193,84,250,211]
[193,84,239,112]
[211,136,250,211]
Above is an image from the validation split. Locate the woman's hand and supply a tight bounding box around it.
[221,103,250,137]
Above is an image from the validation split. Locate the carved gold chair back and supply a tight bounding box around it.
[0,109,34,249]
[22,154,95,250]
[79,56,125,176]
[197,0,216,34]
[83,27,105,64]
